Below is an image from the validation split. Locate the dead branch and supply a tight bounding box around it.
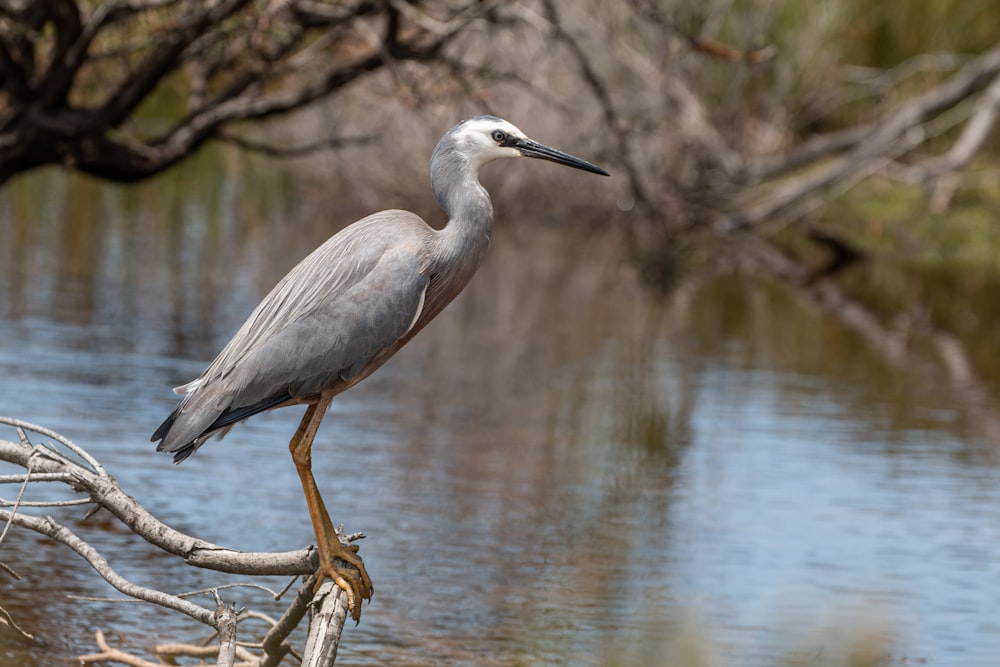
[0,603,36,644]
[0,0,500,185]
[301,581,350,667]
[898,71,1000,186]
[0,419,355,664]
[0,508,216,625]
[77,629,261,667]
[0,422,316,577]
[77,631,166,667]
[260,574,322,666]
[215,593,240,667]
[726,40,1000,229]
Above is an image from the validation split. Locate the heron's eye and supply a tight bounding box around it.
[491,130,507,144]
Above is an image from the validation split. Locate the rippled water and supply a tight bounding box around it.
[2,160,1000,666]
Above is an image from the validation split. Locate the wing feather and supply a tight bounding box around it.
[154,210,433,458]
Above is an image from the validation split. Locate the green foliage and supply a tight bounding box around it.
[827,169,1000,267]
[841,0,1000,66]
[675,0,1000,134]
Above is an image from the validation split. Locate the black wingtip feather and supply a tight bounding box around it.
[151,408,197,462]
[151,412,175,443]
[170,443,198,464]
[150,391,293,463]
[204,392,293,433]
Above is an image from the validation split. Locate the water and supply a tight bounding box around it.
[2,160,1000,665]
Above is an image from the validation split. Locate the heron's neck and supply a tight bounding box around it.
[431,156,494,272]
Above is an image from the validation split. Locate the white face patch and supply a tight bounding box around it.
[452,117,528,168]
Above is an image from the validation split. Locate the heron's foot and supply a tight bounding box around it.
[314,539,373,623]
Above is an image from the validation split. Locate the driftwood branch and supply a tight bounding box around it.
[0,602,36,644]
[0,418,355,665]
[302,581,351,667]
[76,628,262,667]
[724,40,1000,230]
[214,592,240,667]
[0,433,315,576]
[1,508,216,625]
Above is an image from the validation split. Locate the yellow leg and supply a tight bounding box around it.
[289,396,373,622]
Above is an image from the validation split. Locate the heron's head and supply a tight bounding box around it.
[443,115,609,176]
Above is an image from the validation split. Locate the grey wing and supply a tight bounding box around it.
[153,211,430,459]
[226,240,429,401]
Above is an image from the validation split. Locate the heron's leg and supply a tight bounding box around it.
[289,397,373,621]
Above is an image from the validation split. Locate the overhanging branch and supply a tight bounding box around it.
[0,0,500,186]
[725,40,1000,229]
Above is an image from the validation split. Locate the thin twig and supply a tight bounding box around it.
[0,510,216,625]
[0,448,34,549]
[238,608,280,630]
[0,417,106,474]
[273,574,301,600]
[0,603,36,643]
[0,498,94,507]
[0,560,19,579]
[178,581,288,599]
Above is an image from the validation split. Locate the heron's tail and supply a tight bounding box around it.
[151,407,204,463]
[151,387,292,463]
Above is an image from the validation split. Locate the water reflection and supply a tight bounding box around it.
[1,157,1000,665]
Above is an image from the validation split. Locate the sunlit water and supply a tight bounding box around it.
[2,161,1000,666]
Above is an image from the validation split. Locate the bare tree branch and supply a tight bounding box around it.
[0,603,36,644]
[301,581,350,667]
[0,419,353,663]
[723,40,1000,230]
[214,592,240,667]
[0,0,501,185]
[0,508,217,625]
[0,436,316,575]
[906,72,1000,179]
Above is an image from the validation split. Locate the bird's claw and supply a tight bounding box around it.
[314,543,373,623]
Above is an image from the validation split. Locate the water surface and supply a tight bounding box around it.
[1,159,999,665]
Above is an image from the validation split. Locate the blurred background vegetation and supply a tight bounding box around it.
[3,1,1000,664]
[6,0,1000,263]
[6,0,999,395]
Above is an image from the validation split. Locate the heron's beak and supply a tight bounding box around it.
[515,138,610,176]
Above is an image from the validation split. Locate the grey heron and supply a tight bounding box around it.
[151,115,609,621]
